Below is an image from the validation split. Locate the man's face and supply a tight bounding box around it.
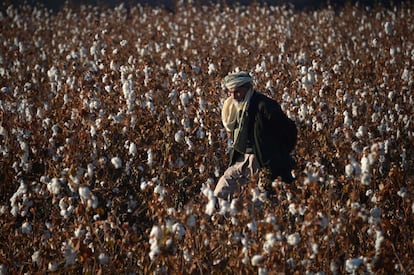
[229,85,249,103]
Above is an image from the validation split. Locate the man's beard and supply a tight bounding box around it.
[233,98,245,112]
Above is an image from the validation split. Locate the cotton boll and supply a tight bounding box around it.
[87,195,99,209]
[47,178,61,195]
[247,220,257,232]
[397,187,408,198]
[48,261,58,272]
[263,233,276,253]
[111,157,122,169]
[361,172,371,186]
[87,163,94,177]
[361,155,370,174]
[172,222,186,240]
[32,250,41,264]
[356,126,366,139]
[384,22,393,35]
[205,197,216,216]
[218,199,230,215]
[345,163,354,178]
[251,254,264,266]
[78,186,91,204]
[345,257,363,273]
[90,125,96,138]
[180,92,190,107]
[208,63,216,75]
[149,225,162,260]
[154,184,166,201]
[375,230,384,253]
[128,142,137,157]
[147,149,154,167]
[287,232,300,246]
[98,253,109,265]
[62,241,77,267]
[21,221,32,234]
[185,136,194,151]
[174,130,185,143]
[183,249,192,262]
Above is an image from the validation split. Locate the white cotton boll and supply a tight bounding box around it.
[343,111,352,128]
[128,142,137,157]
[251,254,264,267]
[265,80,273,90]
[298,104,307,121]
[287,232,300,246]
[32,250,41,264]
[229,198,239,215]
[361,173,371,186]
[180,92,190,107]
[397,187,408,198]
[311,242,319,255]
[172,222,186,240]
[98,253,109,265]
[219,199,230,216]
[174,130,185,143]
[74,226,85,238]
[62,241,77,266]
[183,249,192,262]
[21,221,32,234]
[48,261,58,272]
[87,163,94,177]
[185,136,194,151]
[361,156,370,174]
[154,184,166,201]
[370,207,382,224]
[147,149,154,167]
[205,197,216,216]
[150,225,162,240]
[208,63,216,75]
[192,65,201,74]
[375,230,384,253]
[384,22,393,35]
[199,164,205,174]
[401,68,411,83]
[345,163,354,178]
[288,203,297,215]
[87,195,99,209]
[47,178,61,195]
[356,126,366,139]
[111,157,122,169]
[79,186,91,203]
[247,221,257,232]
[0,205,6,216]
[199,97,206,111]
[258,267,268,275]
[90,125,96,138]
[345,257,363,273]
[263,233,276,254]
[120,40,128,47]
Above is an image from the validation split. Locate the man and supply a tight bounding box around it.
[214,71,297,200]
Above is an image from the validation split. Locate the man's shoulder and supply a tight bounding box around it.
[251,91,281,109]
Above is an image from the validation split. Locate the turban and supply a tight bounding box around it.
[224,71,253,90]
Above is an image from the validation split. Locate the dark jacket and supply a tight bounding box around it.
[229,91,295,183]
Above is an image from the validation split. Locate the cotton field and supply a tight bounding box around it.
[0,0,413,273]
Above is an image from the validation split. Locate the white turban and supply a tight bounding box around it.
[224,71,253,90]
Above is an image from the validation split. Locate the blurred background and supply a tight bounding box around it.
[2,0,402,12]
